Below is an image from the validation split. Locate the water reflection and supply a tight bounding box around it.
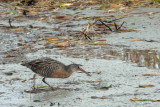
[55,45,160,69]
[122,49,160,69]
[33,89,71,102]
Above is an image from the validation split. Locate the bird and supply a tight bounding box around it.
[21,57,90,90]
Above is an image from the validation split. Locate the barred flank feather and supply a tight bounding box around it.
[21,57,66,77]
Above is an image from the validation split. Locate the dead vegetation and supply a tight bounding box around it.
[1,0,160,8]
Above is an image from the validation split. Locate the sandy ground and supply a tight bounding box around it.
[0,50,160,107]
[106,8,160,50]
[0,5,160,107]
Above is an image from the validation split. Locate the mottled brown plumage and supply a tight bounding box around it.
[21,57,90,89]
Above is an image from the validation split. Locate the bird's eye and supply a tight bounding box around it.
[79,64,83,67]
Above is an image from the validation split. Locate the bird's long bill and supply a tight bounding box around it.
[78,68,91,76]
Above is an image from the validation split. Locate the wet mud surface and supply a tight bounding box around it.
[0,3,160,107]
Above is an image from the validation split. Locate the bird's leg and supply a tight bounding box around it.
[42,77,55,90]
[33,74,37,90]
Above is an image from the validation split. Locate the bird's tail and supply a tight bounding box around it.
[21,63,27,66]
[21,61,30,67]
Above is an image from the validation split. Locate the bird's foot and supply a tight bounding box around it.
[50,87,55,90]
[50,87,57,91]
[32,87,37,91]
[50,86,60,91]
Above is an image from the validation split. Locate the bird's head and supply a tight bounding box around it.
[68,64,90,76]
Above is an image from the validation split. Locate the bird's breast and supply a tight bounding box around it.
[49,70,72,78]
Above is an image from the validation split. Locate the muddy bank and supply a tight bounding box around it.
[1,51,160,107]
[0,5,160,107]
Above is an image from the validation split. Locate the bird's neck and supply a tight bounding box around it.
[65,65,74,73]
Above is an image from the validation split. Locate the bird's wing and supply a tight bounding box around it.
[26,57,65,73]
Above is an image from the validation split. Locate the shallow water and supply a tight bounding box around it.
[1,4,160,106]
